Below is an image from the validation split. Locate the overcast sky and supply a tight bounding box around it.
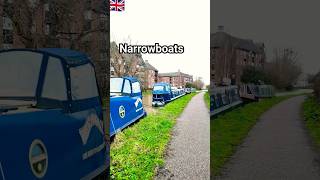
[111,0,210,84]
[212,0,320,74]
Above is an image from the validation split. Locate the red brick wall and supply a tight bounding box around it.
[159,75,192,88]
[211,47,265,86]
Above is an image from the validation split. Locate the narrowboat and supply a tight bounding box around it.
[110,77,146,136]
[239,84,275,100]
[0,49,107,179]
[185,88,191,94]
[152,82,186,106]
[210,85,242,116]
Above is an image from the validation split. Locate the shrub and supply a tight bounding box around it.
[313,73,320,101]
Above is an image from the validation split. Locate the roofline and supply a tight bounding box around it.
[158,72,193,77]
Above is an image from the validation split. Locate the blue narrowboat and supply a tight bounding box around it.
[239,84,275,100]
[152,83,186,106]
[210,85,242,116]
[185,88,191,94]
[110,77,146,136]
[0,49,107,179]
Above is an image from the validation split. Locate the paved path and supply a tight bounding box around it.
[275,89,313,97]
[218,96,320,180]
[155,92,210,180]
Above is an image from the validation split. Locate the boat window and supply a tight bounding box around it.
[70,63,99,100]
[123,79,131,94]
[110,78,123,93]
[0,51,42,98]
[153,85,164,91]
[42,57,67,100]
[132,82,141,93]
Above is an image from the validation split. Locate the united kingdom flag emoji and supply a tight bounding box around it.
[110,0,125,12]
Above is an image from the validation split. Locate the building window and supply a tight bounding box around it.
[2,17,13,30]
[45,11,51,23]
[3,0,14,17]
[83,41,90,52]
[3,29,13,44]
[44,3,49,11]
[99,19,107,31]
[100,52,107,61]
[84,10,92,20]
[100,39,106,49]
[3,43,12,49]
[45,24,50,35]
[86,0,92,10]
[83,20,91,31]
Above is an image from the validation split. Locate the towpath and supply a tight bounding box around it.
[155,92,210,180]
[218,96,320,180]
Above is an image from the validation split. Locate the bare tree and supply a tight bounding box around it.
[1,0,108,99]
[110,41,145,77]
[49,0,107,49]
[1,0,107,49]
[265,48,302,90]
[1,0,46,47]
[193,77,205,90]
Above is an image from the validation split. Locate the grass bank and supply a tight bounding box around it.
[211,96,293,176]
[204,92,210,109]
[303,96,320,149]
[110,93,196,179]
[143,90,152,96]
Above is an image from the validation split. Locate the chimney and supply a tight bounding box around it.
[217,25,224,32]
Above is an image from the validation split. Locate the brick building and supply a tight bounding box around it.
[0,0,108,97]
[144,60,158,89]
[158,71,193,88]
[211,28,265,86]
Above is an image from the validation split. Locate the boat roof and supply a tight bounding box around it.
[154,82,170,86]
[0,48,91,66]
[111,76,140,83]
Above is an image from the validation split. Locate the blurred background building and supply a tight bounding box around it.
[0,0,109,97]
[211,26,265,86]
[158,70,193,88]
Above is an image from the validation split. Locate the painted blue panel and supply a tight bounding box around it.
[109,77,146,136]
[210,86,243,116]
[0,108,106,179]
[110,96,145,136]
[0,48,106,179]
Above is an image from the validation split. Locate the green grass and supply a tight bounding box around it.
[110,93,196,179]
[143,90,152,96]
[102,98,107,108]
[204,92,210,109]
[303,96,320,149]
[211,96,293,176]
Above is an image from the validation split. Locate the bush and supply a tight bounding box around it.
[241,66,270,84]
[264,48,302,90]
[313,73,320,101]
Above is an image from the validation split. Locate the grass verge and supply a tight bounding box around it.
[211,96,293,176]
[110,93,196,179]
[143,90,152,96]
[204,92,210,109]
[303,96,320,149]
